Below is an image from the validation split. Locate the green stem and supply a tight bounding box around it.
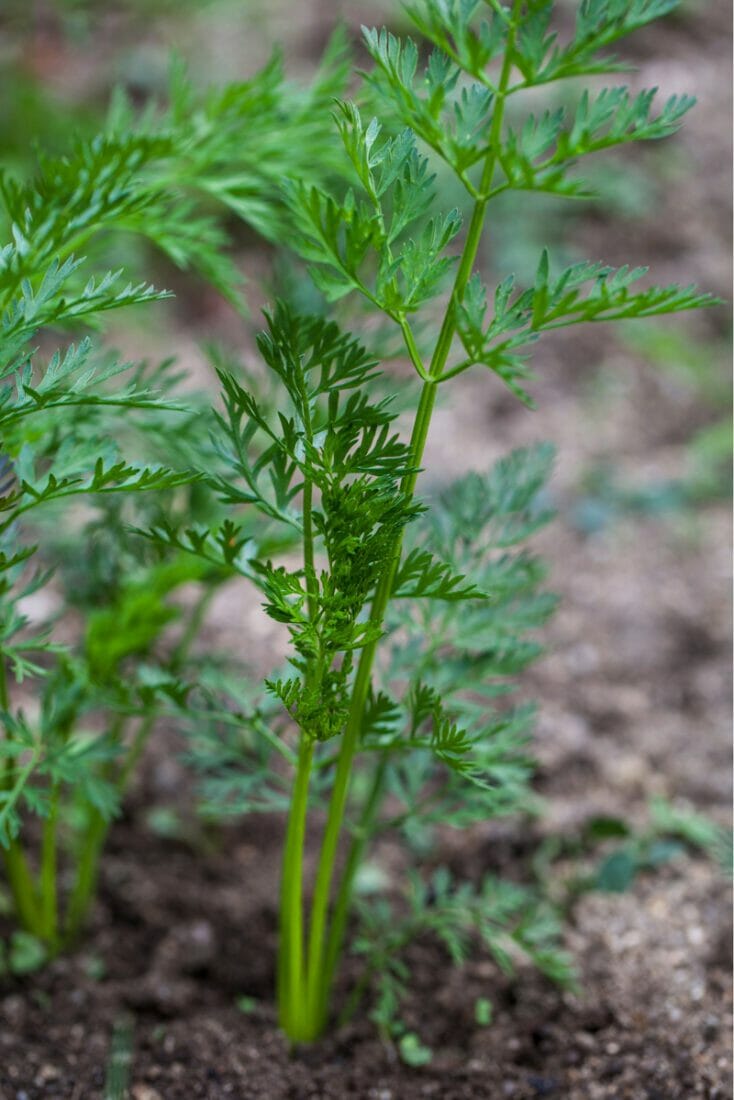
[2,841,43,936]
[0,657,45,936]
[117,712,157,795]
[296,3,522,1038]
[172,587,216,671]
[301,371,438,1030]
[320,754,388,1007]
[39,785,60,949]
[0,652,12,798]
[0,654,8,712]
[0,752,38,848]
[278,375,322,1038]
[399,318,430,382]
[278,735,314,1037]
[0,753,44,937]
[63,807,107,943]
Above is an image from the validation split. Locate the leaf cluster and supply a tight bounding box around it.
[0,46,343,863]
[287,102,462,323]
[353,866,573,1040]
[158,305,418,744]
[277,2,714,399]
[358,444,557,837]
[455,251,714,403]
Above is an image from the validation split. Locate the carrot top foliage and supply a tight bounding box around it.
[147,0,712,1046]
[0,0,716,1051]
[0,39,348,949]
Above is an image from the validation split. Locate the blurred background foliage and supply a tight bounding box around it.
[1,0,730,510]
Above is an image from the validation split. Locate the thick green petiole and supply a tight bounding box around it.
[276,0,522,1041]
[64,808,108,943]
[278,736,314,1038]
[2,841,43,938]
[0,659,45,939]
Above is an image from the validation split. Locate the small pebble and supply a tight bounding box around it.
[1,997,26,1029]
[34,1064,60,1084]
[131,1087,163,1100]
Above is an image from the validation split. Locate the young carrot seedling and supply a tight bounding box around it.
[0,48,347,951]
[163,0,716,1043]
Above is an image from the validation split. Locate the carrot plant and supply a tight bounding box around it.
[151,0,717,1044]
[0,45,347,952]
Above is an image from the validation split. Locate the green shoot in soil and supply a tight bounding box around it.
[0,47,346,949]
[1,0,717,1049]
[159,0,717,1043]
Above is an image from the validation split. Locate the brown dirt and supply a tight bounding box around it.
[1,0,732,1097]
[0,813,730,1098]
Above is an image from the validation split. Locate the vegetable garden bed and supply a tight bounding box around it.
[0,1,730,1096]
